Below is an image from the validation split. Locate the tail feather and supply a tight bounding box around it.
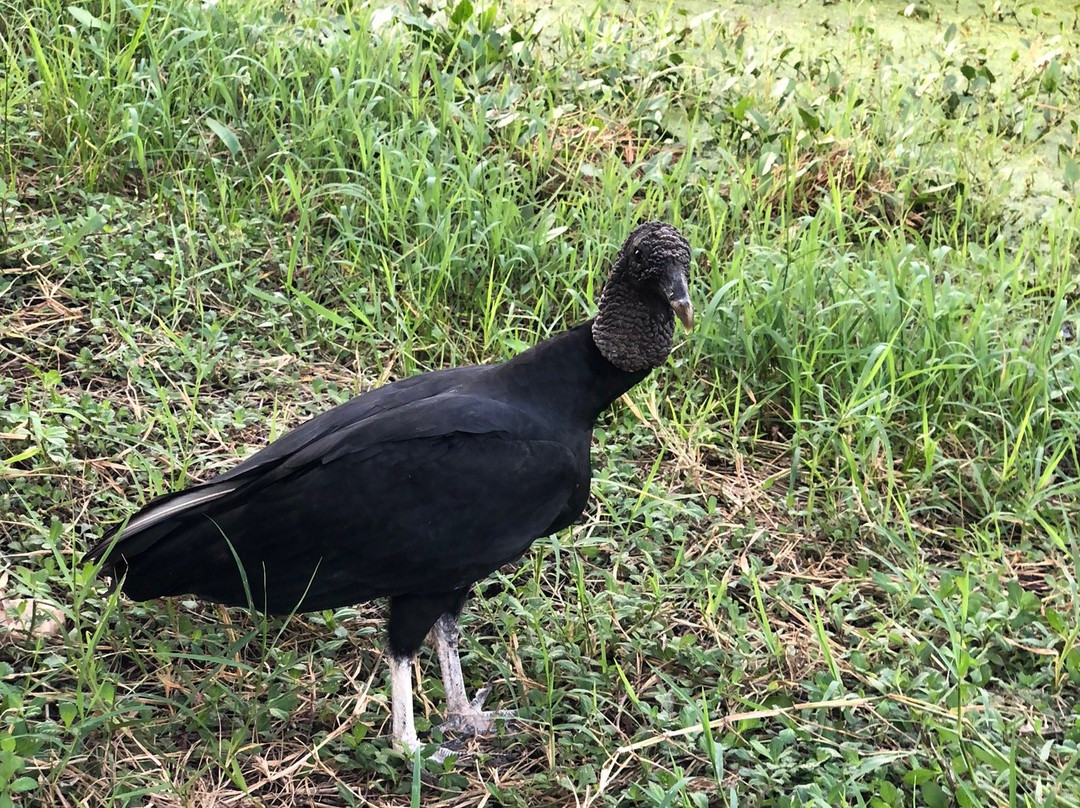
[90,479,304,608]
[87,480,240,570]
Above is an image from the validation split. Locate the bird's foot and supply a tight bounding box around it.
[438,683,517,737]
[396,738,456,765]
[394,721,426,757]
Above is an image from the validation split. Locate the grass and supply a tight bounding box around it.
[2,0,1079,804]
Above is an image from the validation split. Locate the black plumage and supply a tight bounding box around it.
[88,220,694,754]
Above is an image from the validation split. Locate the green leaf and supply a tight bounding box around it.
[58,211,106,259]
[797,104,821,132]
[9,778,38,793]
[1064,158,1080,188]
[292,289,351,328]
[904,767,937,786]
[733,96,753,119]
[67,5,109,30]
[59,701,77,728]
[921,782,949,808]
[205,117,241,157]
[759,150,779,176]
[1,444,39,470]
[478,3,497,29]
[450,0,474,26]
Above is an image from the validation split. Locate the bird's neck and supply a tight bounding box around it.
[500,321,650,424]
[591,280,674,372]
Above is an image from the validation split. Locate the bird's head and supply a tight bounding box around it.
[592,221,694,372]
[618,221,694,331]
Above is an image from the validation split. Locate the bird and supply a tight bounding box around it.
[87,220,694,757]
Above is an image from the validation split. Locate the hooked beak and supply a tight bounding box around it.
[662,271,694,331]
[671,297,694,332]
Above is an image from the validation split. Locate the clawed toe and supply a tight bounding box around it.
[438,707,516,736]
[438,682,517,736]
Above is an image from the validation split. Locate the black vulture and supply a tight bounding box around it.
[88,221,694,756]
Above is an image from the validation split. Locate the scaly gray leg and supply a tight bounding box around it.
[433,613,515,736]
[389,654,421,754]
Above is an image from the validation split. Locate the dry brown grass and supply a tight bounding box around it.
[755,143,933,232]
[523,114,684,204]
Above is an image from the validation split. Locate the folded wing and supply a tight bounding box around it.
[90,390,580,613]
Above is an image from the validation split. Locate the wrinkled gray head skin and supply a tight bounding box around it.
[592,221,693,373]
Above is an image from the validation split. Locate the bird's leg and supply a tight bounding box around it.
[389,654,421,754]
[433,612,515,736]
